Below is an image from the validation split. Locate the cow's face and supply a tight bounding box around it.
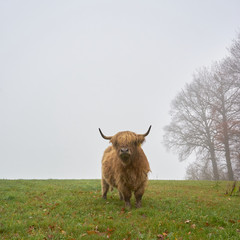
[99,126,151,165]
[110,132,145,165]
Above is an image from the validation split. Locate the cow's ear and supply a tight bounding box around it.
[137,135,145,145]
[110,137,117,147]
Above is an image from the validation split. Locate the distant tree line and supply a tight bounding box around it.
[163,33,240,180]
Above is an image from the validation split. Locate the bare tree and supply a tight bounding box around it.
[185,150,228,180]
[205,65,240,180]
[220,33,240,180]
[164,33,240,180]
[223,33,240,76]
[163,70,220,180]
[185,160,215,180]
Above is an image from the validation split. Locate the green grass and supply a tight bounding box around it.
[0,180,240,240]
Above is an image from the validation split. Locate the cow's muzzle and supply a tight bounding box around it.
[120,148,129,154]
[120,148,131,162]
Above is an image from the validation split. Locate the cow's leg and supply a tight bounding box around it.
[134,186,145,208]
[101,178,109,199]
[121,189,132,209]
[118,191,123,201]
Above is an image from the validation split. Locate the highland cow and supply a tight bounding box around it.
[99,126,151,208]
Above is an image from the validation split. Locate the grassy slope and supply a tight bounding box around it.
[0,180,239,240]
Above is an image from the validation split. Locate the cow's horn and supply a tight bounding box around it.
[139,125,152,137]
[99,128,112,140]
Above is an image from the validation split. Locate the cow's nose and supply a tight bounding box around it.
[121,148,129,153]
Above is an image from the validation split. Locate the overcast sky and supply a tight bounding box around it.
[1,0,240,180]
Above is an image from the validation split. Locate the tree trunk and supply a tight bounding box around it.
[222,101,235,180]
[205,117,219,180]
[223,121,234,180]
[209,143,219,180]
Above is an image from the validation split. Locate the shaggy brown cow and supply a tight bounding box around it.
[99,126,151,208]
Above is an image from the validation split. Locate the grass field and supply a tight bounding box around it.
[0,180,239,240]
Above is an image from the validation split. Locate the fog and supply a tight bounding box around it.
[1,0,240,179]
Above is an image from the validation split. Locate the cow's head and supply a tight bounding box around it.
[99,126,151,165]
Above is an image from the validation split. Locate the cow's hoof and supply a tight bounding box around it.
[125,202,131,209]
[135,202,142,208]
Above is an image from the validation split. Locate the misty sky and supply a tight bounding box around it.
[1,0,240,180]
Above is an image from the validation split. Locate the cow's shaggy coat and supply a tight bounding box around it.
[99,127,151,208]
